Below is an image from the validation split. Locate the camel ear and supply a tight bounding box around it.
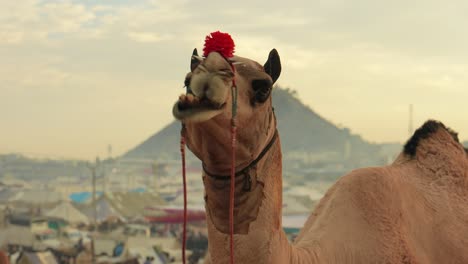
[190,48,202,72]
[264,49,281,84]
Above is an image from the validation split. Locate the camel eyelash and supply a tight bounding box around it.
[184,77,191,88]
[216,70,234,78]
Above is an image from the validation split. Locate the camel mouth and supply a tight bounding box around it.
[172,93,226,122]
[178,93,224,110]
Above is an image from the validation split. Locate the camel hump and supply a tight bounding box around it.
[400,120,467,182]
[404,120,463,157]
[297,163,468,263]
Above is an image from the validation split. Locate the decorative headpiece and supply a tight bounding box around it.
[203,31,235,58]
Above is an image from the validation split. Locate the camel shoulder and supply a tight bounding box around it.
[307,166,402,228]
[301,166,402,231]
[338,166,397,195]
[336,166,401,213]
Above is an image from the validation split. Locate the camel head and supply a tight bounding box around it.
[172,48,281,173]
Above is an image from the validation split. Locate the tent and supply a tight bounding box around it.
[82,196,125,223]
[10,190,62,205]
[103,192,166,220]
[16,251,58,264]
[45,202,89,225]
[0,187,17,203]
[0,226,36,248]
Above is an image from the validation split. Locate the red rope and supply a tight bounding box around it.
[229,117,237,264]
[180,125,187,264]
[229,64,238,264]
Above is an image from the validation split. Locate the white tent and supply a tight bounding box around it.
[45,201,89,224]
[10,190,62,204]
[17,250,59,264]
[82,196,125,223]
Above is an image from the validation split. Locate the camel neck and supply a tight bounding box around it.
[202,137,293,263]
[202,129,278,180]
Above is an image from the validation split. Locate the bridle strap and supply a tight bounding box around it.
[202,129,278,180]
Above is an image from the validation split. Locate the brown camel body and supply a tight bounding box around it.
[172,48,468,263]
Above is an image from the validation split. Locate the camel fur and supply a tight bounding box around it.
[172,47,468,264]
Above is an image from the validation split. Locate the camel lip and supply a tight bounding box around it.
[172,101,226,122]
[176,94,224,111]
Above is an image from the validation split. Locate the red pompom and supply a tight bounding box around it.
[203,31,235,58]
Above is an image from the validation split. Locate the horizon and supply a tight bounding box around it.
[2,0,468,160]
[2,87,467,161]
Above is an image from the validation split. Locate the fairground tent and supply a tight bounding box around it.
[82,196,125,222]
[16,251,58,264]
[10,190,62,205]
[45,201,89,224]
[104,192,166,220]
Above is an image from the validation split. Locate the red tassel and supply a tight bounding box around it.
[203,31,235,58]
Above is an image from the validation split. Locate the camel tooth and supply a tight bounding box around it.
[187,94,194,103]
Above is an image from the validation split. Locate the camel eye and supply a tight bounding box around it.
[252,79,272,104]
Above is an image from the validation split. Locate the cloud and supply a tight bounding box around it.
[0,31,24,44]
[0,0,99,44]
[127,32,172,43]
[41,2,95,32]
[2,0,468,158]
[0,61,70,91]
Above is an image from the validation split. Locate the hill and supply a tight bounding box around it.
[124,121,182,160]
[271,88,380,160]
[124,87,388,168]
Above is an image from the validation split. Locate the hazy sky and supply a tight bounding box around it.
[1,0,467,160]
